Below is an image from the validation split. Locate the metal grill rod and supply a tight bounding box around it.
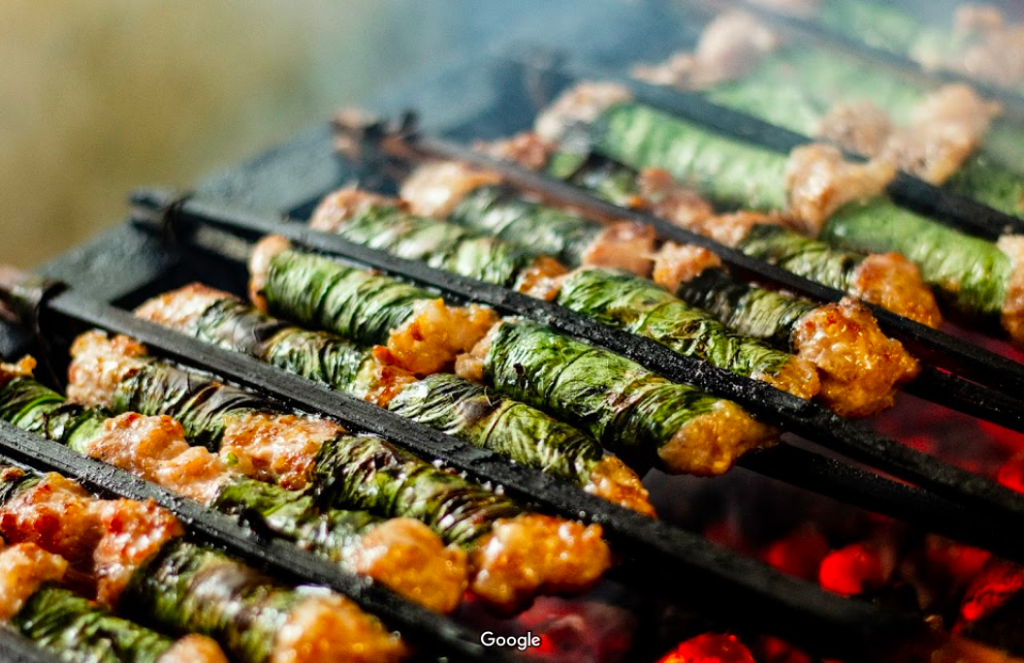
[128,189,1024,551]
[0,627,64,663]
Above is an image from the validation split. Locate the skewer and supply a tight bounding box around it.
[126,189,1024,549]
[0,421,518,663]
[1,268,929,662]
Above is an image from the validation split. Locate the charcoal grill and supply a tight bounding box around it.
[3,2,1024,661]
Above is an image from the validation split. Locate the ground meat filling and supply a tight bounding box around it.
[66,331,148,409]
[479,132,555,171]
[635,168,715,228]
[348,518,468,615]
[84,412,241,505]
[652,243,724,294]
[953,6,1024,88]
[0,357,36,389]
[757,356,821,402]
[535,82,633,144]
[585,456,655,517]
[309,188,400,233]
[0,542,68,621]
[134,284,225,333]
[633,11,782,90]
[272,592,407,663]
[157,635,231,663]
[400,161,502,219]
[580,222,657,276]
[792,298,920,418]
[386,299,499,377]
[92,498,184,607]
[785,144,896,235]
[851,253,943,329]
[0,472,103,580]
[468,514,611,614]
[220,413,339,491]
[817,102,894,158]
[659,401,778,477]
[998,235,1024,348]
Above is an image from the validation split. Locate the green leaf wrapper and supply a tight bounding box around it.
[387,374,603,485]
[331,203,535,287]
[193,298,379,399]
[448,185,603,268]
[311,434,522,546]
[264,249,434,345]
[823,198,1011,322]
[674,267,816,351]
[482,320,723,467]
[121,540,304,663]
[556,268,794,378]
[13,586,177,663]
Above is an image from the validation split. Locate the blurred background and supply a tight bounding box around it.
[0,0,547,269]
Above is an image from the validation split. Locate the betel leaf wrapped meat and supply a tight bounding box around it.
[134,285,652,515]
[458,319,778,476]
[306,185,819,403]
[399,162,657,276]
[385,374,652,514]
[66,333,612,613]
[250,235,498,376]
[554,267,820,396]
[539,82,1024,342]
[0,359,467,614]
[0,466,406,663]
[654,245,920,418]
[309,188,567,296]
[485,134,919,417]
[0,537,230,663]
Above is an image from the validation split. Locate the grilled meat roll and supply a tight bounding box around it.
[458,319,778,476]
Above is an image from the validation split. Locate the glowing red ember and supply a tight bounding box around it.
[819,543,887,596]
[997,452,1024,495]
[958,559,1024,624]
[658,634,756,663]
[762,528,829,581]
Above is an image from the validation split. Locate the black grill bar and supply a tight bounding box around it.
[128,189,1024,550]
[0,422,520,663]
[0,630,63,663]
[722,0,1024,124]
[13,283,924,661]
[358,124,1024,402]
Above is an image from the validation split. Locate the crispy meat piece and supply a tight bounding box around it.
[272,592,407,663]
[792,298,920,418]
[157,635,231,663]
[535,82,633,144]
[652,243,724,293]
[67,330,148,409]
[479,132,556,171]
[580,221,657,276]
[817,102,894,157]
[400,161,502,219]
[851,252,943,329]
[998,235,1024,348]
[633,11,781,90]
[92,498,184,607]
[348,518,468,615]
[468,514,611,614]
[635,168,715,228]
[785,144,896,235]
[0,542,68,621]
[84,412,241,505]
